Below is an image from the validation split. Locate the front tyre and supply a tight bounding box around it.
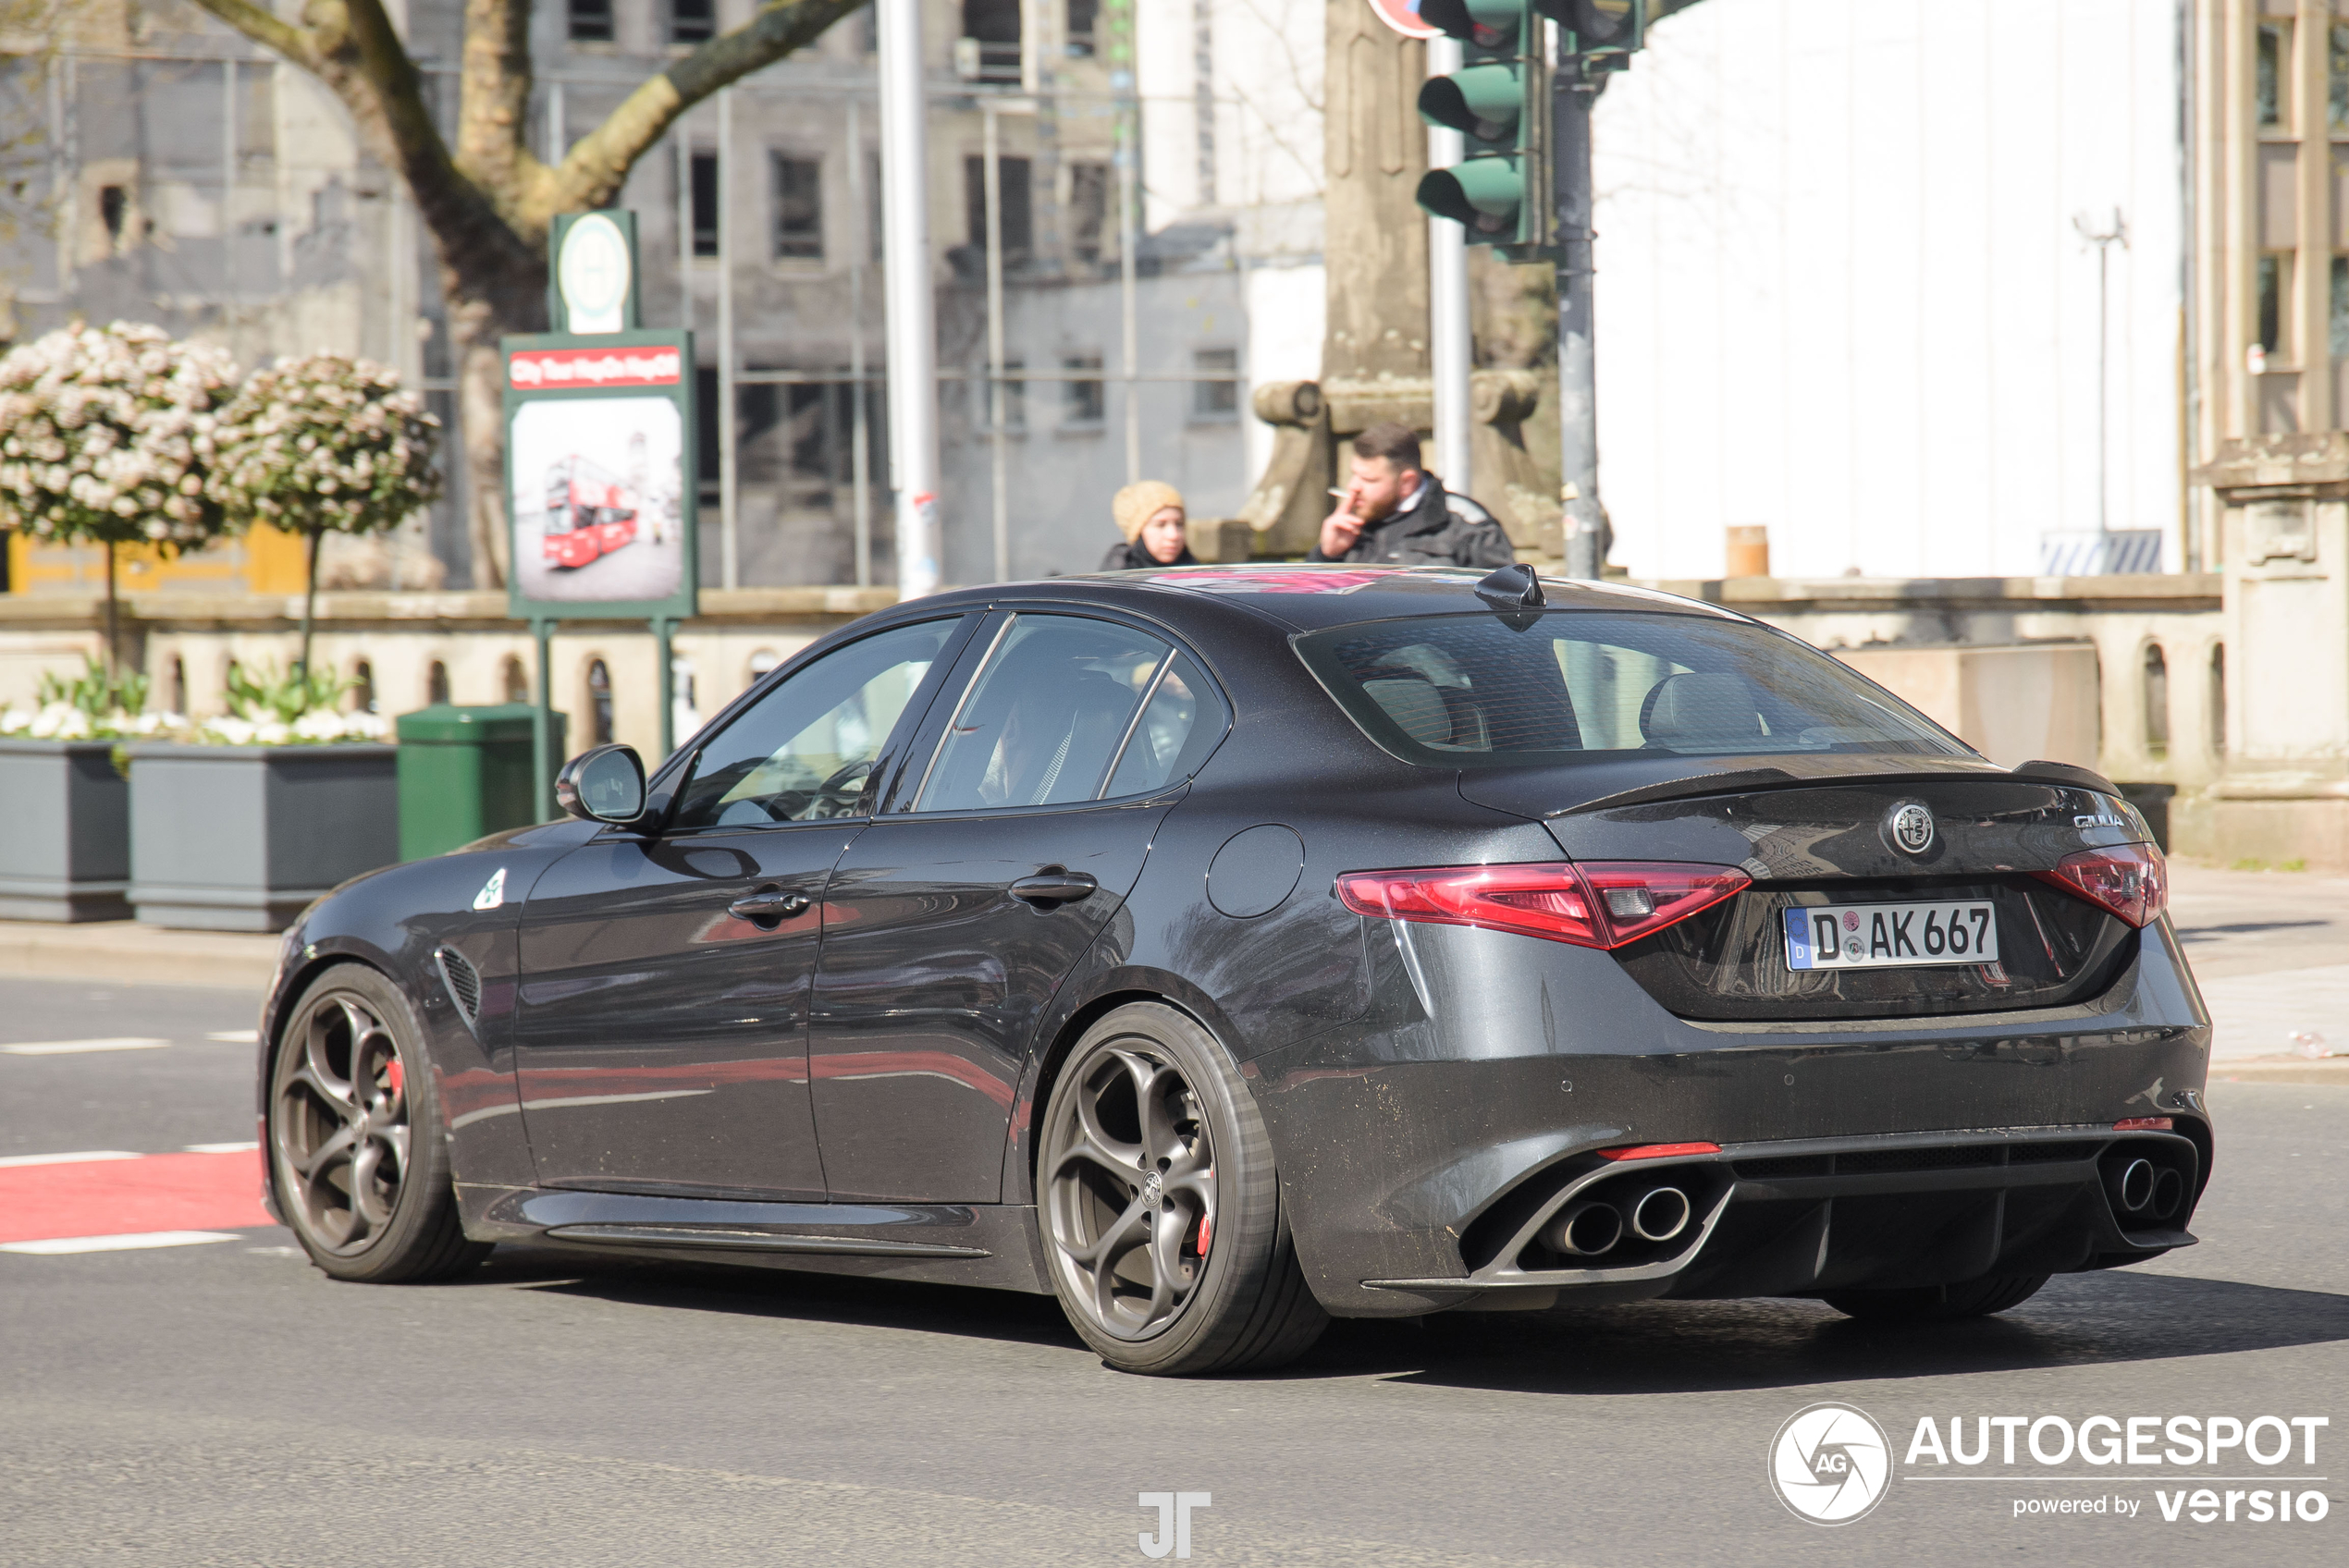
[267,963,487,1283]
[1039,1002,1326,1376]
[1823,1273,2048,1324]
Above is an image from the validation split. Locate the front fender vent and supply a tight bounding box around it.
[434,946,482,1027]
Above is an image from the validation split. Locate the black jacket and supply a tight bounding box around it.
[1098,540,1199,571]
[1305,478,1517,570]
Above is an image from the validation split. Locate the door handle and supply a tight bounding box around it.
[729,889,811,924]
[1011,871,1098,907]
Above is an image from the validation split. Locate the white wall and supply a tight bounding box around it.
[1590,0,2185,581]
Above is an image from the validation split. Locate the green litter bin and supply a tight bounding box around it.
[395,704,566,862]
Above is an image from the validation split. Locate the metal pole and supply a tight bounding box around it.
[1555,47,1603,579]
[1427,35,1472,498]
[55,55,74,300]
[717,86,739,589]
[1118,105,1141,485]
[985,103,1011,582]
[676,129,695,336]
[547,80,565,163]
[879,0,941,597]
[222,59,236,318]
[654,617,676,759]
[846,94,873,588]
[533,619,555,817]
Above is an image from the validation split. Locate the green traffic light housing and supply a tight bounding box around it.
[1416,156,1531,239]
[1420,0,1527,51]
[1418,62,1524,146]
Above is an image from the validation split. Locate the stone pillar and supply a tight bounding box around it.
[1236,2,1562,559]
[2191,435,2349,867]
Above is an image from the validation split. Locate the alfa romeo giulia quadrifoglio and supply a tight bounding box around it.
[255,564,2208,1375]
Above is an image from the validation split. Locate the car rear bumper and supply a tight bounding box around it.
[1245,918,2211,1317]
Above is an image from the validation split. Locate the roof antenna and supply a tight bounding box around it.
[1474,562,1546,611]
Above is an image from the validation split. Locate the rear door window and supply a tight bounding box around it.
[1295,611,1964,767]
[911,615,1222,812]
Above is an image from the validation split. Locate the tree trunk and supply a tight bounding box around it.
[458,322,515,589]
[299,524,321,681]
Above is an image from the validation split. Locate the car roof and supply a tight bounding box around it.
[929,564,1745,633]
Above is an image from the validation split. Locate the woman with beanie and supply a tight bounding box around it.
[1099,481,1198,570]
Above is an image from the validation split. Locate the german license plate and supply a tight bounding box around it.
[1782,901,1998,971]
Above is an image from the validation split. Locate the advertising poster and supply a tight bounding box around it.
[502,329,697,622]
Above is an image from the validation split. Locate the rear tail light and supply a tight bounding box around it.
[2031,842,2167,928]
[2113,1117,2173,1132]
[1334,861,1751,950]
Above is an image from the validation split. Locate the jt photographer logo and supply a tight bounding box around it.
[1769,1403,2335,1526]
[1770,1403,1893,1525]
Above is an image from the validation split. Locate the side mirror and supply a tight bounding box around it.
[555,743,647,824]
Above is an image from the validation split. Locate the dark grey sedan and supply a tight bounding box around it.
[255,564,2209,1374]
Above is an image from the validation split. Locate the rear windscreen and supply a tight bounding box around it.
[1293,611,1967,767]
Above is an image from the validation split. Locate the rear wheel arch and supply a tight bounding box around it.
[1020,985,1239,1203]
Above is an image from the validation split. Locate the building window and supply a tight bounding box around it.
[1191,349,1239,420]
[351,659,375,714]
[980,359,1027,433]
[2258,22,2288,129]
[502,655,529,704]
[670,0,715,44]
[2142,643,2170,757]
[2258,253,2291,357]
[2331,24,2349,130]
[427,659,450,705]
[771,154,823,262]
[964,155,1033,261]
[1066,0,1099,57]
[690,151,719,258]
[568,0,613,43]
[1067,162,1109,263]
[168,655,186,716]
[99,185,127,245]
[587,658,614,745]
[960,0,1022,81]
[1063,354,1105,426]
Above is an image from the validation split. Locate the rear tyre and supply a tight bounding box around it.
[1039,1002,1327,1376]
[1822,1272,2049,1324]
[267,963,488,1284]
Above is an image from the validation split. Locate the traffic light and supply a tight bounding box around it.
[1415,3,1650,254]
[1415,1,1551,252]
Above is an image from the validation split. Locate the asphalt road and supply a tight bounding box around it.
[1,973,2343,1567]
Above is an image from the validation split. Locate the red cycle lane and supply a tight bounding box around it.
[0,1151,277,1246]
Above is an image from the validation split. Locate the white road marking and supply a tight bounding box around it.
[204,1030,261,1044]
[0,1037,172,1056]
[0,1150,142,1169]
[182,1142,260,1155]
[1,1231,239,1255]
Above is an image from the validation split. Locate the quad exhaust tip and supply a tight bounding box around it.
[1541,1201,1624,1257]
[1538,1185,1693,1257]
[2109,1157,2186,1223]
[1629,1186,1692,1243]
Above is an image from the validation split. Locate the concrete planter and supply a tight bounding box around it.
[0,739,131,923]
[127,742,399,932]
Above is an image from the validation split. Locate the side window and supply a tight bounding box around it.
[1104,652,1226,797]
[670,619,956,830]
[914,615,1169,812]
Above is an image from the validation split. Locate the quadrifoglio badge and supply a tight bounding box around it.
[1771,1405,2333,1526]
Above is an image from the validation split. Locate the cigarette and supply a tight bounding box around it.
[1328,489,1349,499]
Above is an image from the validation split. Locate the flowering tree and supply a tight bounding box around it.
[212,353,442,680]
[0,322,241,671]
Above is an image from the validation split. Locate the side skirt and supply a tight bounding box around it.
[461,1184,1052,1294]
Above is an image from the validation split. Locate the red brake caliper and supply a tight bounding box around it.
[385,1056,404,1099]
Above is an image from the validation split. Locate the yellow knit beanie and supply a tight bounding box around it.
[1112,481,1185,543]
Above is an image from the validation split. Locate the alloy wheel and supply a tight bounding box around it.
[1044,1043,1217,1341]
[272,991,412,1256]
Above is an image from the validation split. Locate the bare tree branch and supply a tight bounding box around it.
[538,0,868,224]
[185,0,320,71]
